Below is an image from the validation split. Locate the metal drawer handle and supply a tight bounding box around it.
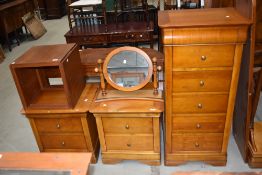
[196,123,201,129]
[195,142,200,148]
[197,103,203,109]
[56,123,60,129]
[125,125,129,129]
[199,80,205,87]
[201,56,207,61]
[127,143,131,147]
[61,141,65,146]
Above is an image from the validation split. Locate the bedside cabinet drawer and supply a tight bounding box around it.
[40,134,87,149]
[102,118,153,134]
[172,114,225,133]
[173,70,232,92]
[35,118,83,133]
[173,45,235,68]
[173,93,228,113]
[105,135,154,151]
[172,133,223,152]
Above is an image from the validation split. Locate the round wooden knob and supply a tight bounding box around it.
[94,68,99,73]
[199,80,205,87]
[152,57,157,63]
[127,143,131,147]
[201,56,207,61]
[197,103,203,109]
[195,142,200,147]
[97,59,103,64]
[125,125,129,129]
[157,66,162,71]
[56,123,60,129]
[61,141,65,146]
[196,123,201,129]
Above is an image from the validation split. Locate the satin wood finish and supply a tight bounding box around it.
[23,84,100,163]
[159,8,251,166]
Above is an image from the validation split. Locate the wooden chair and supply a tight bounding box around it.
[67,0,107,31]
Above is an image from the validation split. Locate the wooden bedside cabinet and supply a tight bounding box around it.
[159,8,251,166]
[90,46,164,165]
[91,100,162,165]
[23,84,100,163]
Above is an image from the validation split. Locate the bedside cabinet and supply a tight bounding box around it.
[91,99,162,165]
[159,8,251,166]
[23,84,100,163]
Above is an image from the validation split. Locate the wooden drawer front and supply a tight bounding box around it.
[105,135,154,151]
[102,118,153,134]
[110,33,150,43]
[35,118,83,133]
[66,35,107,44]
[40,134,87,149]
[172,133,223,152]
[172,94,228,113]
[172,70,232,92]
[172,115,225,133]
[172,45,235,68]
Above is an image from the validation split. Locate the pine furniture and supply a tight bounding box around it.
[10,44,100,163]
[90,47,163,165]
[159,8,251,166]
[10,44,85,110]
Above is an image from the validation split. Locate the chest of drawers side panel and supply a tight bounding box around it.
[221,44,244,152]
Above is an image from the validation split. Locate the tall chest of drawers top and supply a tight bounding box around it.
[158,8,251,165]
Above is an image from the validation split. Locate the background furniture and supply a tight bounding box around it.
[232,0,262,168]
[0,152,92,175]
[10,44,100,164]
[65,0,156,49]
[90,47,163,165]
[159,8,251,166]
[0,46,4,63]
[35,0,66,19]
[0,0,36,51]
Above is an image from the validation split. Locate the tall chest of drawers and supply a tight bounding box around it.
[158,8,251,166]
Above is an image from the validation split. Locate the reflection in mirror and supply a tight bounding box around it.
[107,50,149,88]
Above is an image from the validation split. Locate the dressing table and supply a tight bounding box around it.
[90,46,164,165]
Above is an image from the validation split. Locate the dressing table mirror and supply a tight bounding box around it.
[90,46,164,165]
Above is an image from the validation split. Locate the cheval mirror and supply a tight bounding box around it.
[94,46,162,101]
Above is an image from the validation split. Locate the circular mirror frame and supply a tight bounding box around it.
[103,46,153,92]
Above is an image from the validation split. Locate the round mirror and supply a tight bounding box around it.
[103,47,153,91]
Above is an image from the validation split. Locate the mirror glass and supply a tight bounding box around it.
[107,50,149,88]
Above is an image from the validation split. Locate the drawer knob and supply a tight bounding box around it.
[201,56,207,61]
[140,34,143,38]
[196,123,201,129]
[56,123,60,129]
[127,143,131,147]
[197,103,203,109]
[199,80,205,87]
[125,125,129,129]
[195,142,200,148]
[61,141,65,146]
